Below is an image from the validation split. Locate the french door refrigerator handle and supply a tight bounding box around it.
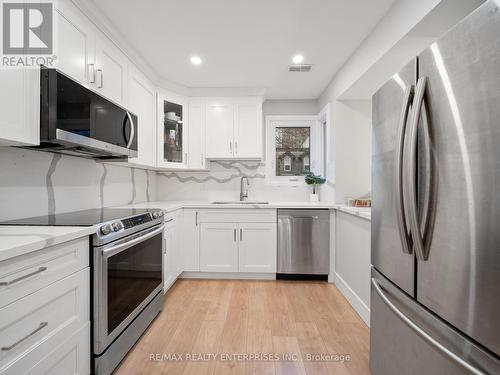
[371,278,486,375]
[395,85,414,254]
[407,76,429,261]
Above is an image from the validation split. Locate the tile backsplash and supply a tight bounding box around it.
[156,160,312,202]
[0,149,325,222]
[0,148,155,221]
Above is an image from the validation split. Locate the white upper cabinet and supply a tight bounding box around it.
[0,69,39,146]
[205,97,262,160]
[234,97,263,159]
[157,91,188,169]
[187,99,206,169]
[94,33,129,106]
[54,1,95,86]
[127,67,156,167]
[205,99,234,158]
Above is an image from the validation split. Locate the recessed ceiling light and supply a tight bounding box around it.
[292,54,304,64]
[190,56,202,65]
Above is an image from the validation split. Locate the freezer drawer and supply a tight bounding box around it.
[277,209,329,275]
[370,268,500,375]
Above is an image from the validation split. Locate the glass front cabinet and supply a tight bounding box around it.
[157,92,188,168]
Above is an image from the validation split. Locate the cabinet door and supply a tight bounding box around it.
[54,2,95,86]
[187,99,206,169]
[238,223,276,273]
[234,98,262,159]
[95,35,128,106]
[128,68,156,167]
[200,223,238,272]
[157,92,188,168]
[182,209,200,272]
[0,69,39,146]
[173,211,184,277]
[205,99,234,158]
[163,230,174,291]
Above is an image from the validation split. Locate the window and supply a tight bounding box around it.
[266,116,323,185]
[283,155,292,172]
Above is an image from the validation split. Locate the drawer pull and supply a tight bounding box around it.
[1,322,48,351]
[0,267,47,286]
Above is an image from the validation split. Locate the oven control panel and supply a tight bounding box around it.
[121,213,152,229]
[94,210,164,246]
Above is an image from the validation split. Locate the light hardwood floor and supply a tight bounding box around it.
[115,279,370,375]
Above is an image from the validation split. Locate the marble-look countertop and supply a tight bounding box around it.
[121,200,338,211]
[334,205,371,220]
[0,226,95,262]
[120,200,371,220]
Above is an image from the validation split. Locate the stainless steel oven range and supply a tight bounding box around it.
[91,209,164,375]
[0,207,165,375]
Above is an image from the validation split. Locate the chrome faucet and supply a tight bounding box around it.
[240,176,250,201]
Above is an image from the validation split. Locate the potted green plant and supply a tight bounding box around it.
[305,173,326,202]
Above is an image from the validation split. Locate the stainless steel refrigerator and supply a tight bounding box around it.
[371,1,500,374]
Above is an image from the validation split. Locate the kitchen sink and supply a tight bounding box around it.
[211,201,269,205]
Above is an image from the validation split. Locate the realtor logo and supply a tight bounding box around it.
[1,1,56,68]
[3,2,52,54]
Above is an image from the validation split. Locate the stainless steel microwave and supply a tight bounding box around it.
[34,68,138,159]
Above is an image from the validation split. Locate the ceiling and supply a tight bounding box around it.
[88,0,396,99]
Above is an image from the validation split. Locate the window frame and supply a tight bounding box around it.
[265,115,322,186]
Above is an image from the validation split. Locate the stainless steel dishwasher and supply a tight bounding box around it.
[277,209,330,279]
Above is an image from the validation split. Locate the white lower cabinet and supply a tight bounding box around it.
[200,223,239,272]
[182,209,200,271]
[5,322,90,375]
[163,210,183,291]
[199,210,277,274]
[238,223,277,273]
[0,235,90,375]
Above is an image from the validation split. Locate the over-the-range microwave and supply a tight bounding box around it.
[30,68,138,159]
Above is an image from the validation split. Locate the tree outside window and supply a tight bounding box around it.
[275,127,310,176]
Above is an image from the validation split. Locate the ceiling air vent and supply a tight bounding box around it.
[289,64,313,72]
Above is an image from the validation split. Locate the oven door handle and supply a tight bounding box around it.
[102,225,164,258]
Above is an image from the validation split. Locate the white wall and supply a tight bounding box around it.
[317,0,451,203]
[318,0,442,107]
[331,100,372,204]
[263,99,318,116]
[0,148,156,221]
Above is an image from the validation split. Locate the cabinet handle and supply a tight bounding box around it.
[201,153,204,166]
[1,322,48,351]
[0,266,47,286]
[229,141,233,154]
[240,228,242,241]
[233,228,236,242]
[97,69,103,88]
[235,141,238,155]
[195,212,198,226]
[88,64,96,83]
[184,153,187,163]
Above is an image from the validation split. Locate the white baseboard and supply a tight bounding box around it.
[335,273,370,326]
[180,271,276,280]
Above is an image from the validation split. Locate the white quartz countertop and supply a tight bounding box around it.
[0,226,95,262]
[120,200,338,211]
[335,205,371,220]
[120,200,371,220]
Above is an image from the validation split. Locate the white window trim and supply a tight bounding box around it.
[317,103,332,184]
[265,115,320,186]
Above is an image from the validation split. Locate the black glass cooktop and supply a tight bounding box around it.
[0,208,155,226]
